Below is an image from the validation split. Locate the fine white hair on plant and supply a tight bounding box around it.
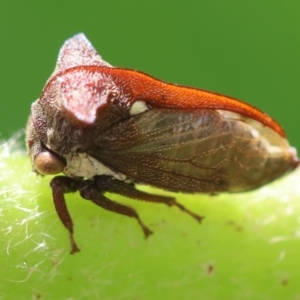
[0,133,65,283]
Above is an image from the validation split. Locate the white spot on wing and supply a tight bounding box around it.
[129,100,147,116]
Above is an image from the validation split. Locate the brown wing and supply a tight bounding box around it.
[89,108,296,193]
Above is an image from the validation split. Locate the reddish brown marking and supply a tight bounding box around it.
[45,66,285,137]
[227,220,243,232]
[113,68,285,137]
[207,264,214,276]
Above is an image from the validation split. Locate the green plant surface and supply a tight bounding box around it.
[1,138,300,300]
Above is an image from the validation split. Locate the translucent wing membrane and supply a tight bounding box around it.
[90,108,296,193]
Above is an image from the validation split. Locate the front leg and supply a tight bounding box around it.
[50,176,81,254]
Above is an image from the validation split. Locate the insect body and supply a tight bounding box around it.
[26,33,299,253]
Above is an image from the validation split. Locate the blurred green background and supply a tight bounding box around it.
[1,2,300,299]
[0,1,300,150]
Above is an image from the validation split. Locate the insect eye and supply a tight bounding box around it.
[34,151,65,175]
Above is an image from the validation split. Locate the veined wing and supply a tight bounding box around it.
[89,108,295,193]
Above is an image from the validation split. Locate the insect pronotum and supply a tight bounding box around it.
[26,33,299,253]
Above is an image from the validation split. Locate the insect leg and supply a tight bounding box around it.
[50,176,81,254]
[95,176,204,223]
[79,179,153,238]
